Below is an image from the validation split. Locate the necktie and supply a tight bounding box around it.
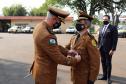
[102,25,107,35]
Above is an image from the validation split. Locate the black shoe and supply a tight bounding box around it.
[98,76,107,80]
[107,79,112,84]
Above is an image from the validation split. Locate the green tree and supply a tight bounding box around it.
[54,0,126,26]
[31,0,126,26]
[29,5,47,16]
[101,0,126,26]
[29,0,59,16]
[29,2,48,16]
[29,8,47,16]
[56,0,103,16]
[29,8,38,16]
[3,4,27,16]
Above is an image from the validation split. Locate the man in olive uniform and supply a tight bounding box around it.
[30,6,81,84]
[66,11,100,84]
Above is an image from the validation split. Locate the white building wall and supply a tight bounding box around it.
[11,19,42,27]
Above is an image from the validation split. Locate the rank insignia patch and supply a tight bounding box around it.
[49,39,57,45]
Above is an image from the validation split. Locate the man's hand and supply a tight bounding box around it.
[75,54,81,62]
[67,49,78,57]
[67,49,81,62]
[109,50,115,56]
[67,54,81,62]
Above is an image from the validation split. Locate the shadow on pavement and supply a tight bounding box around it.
[0,58,34,84]
[0,58,71,84]
[98,74,126,84]
[112,75,126,84]
[1,58,126,84]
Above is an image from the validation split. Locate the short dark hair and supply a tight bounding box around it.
[103,15,110,20]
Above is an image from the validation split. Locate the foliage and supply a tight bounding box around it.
[2,0,126,26]
[101,0,126,26]
[29,7,47,16]
[3,4,27,16]
[92,18,102,25]
[29,0,60,16]
[47,0,126,26]
[29,2,48,16]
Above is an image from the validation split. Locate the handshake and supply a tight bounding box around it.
[67,50,81,62]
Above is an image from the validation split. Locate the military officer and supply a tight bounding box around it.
[66,11,100,84]
[30,6,81,84]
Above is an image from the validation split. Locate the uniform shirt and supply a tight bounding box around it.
[30,21,78,84]
[66,32,100,83]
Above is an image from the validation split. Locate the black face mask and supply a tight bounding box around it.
[103,21,109,25]
[75,23,85,31]
[53,21,61,29]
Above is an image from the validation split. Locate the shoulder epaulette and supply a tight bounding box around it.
[88,33,97,44]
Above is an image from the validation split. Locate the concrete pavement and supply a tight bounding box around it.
[0,33,126,84]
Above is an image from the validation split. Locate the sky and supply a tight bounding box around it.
[0,0,46,15]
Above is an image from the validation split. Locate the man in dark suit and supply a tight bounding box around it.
[98,15,118,84]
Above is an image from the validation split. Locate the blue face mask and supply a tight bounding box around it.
[75,23,85,31]
[53,21,61,29]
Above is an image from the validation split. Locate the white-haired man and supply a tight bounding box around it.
[30,6,81,84]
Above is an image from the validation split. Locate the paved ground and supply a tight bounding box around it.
[0,33,126,84]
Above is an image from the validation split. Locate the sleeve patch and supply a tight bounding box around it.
[92,40,97,47]
[48,39,57,45]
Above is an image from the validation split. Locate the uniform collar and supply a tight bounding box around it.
[47,27,54,35]
[79,29,88,36]
[44,21,54,35]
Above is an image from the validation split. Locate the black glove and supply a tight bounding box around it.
[88,80,94,84]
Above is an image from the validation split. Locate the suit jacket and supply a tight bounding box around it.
[98,24,118,52]
[66,32,100,84]
[31,21,77,84]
